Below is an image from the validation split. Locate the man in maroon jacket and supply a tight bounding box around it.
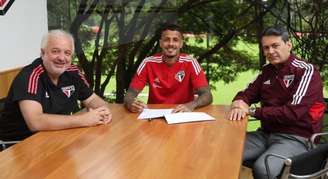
[229,26,326,179]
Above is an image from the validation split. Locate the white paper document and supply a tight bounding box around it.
[164,112,215,124]
[138,109,215,124]
[138,108,173,119]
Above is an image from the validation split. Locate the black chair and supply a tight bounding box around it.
[0,140,19,151]
[264,132,328,179]
[0,97,19,151]
[0,97,5,112]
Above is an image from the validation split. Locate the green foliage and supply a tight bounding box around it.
[48,0,328,102]
[183,36,258,89]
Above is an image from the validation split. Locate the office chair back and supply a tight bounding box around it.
[274,142,328,179]
[0,98,19,151]
[289,143,328,177]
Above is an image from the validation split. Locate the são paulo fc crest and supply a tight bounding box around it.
[283,75,294,88]
[175,70,185,82]
[61,85,75,98]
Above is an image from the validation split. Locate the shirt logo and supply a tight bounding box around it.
[45,91,50,98]
[61,85,75,98]
[263,80,271,85]
[175,70,185,82]
[283,75,294,88]
[152,78,162,88]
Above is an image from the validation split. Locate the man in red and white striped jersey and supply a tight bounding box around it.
[124,24,212,113]
[0,30,112,142]
[229,26,326,179]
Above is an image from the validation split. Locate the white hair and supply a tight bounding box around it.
[41,29,75,52]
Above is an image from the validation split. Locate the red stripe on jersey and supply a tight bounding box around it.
[28,65,45,94]
[66,65,90,87]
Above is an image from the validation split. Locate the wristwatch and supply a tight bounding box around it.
[249,106,256,117]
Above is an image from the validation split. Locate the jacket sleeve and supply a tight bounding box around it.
[254,66,325,125]
[233,73,263,105]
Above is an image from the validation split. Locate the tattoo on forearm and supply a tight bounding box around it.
[193,86,213,109]
[124,88,140,108]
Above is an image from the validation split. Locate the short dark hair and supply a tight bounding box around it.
[261,26,289,42]
[159,23,183,37]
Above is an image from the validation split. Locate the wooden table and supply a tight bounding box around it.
[0,104,247,179]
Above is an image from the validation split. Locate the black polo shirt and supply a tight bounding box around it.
[0,58,93,141]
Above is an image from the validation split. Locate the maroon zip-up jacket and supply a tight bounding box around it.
[233,54,326,138]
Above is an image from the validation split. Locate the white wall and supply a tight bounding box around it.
[0,0,48,71]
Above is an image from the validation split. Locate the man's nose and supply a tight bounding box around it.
[58,51,66,60]
[168,39,175,46]
[267,47,274,54]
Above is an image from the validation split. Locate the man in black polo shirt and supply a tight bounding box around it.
[0,30,112,142]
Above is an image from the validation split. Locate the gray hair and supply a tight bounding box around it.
[261,25,290,42]
[41,29,75,52]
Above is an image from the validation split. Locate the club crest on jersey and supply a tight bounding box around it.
[175,70,185,82]
[283,75,294,88]
[61,85,75,98]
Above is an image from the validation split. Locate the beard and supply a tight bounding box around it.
[165,55,176,59]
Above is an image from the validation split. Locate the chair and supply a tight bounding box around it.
[0,97,5,112]
[310,132,328,148]
[0,97,19,151]
[264,132,328,179]
[0,140,19,151]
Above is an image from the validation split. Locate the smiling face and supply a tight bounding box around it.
[160,30,183,65]
[261,35,292,67]
[41,34,73,80]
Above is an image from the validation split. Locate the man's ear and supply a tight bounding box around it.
[40,49,45,57]
[286,40,292,50]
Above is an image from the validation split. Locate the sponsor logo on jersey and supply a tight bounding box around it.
[175,70,185,82]
[263,80,271,85]
[283,75,294,88]
[61,85,75,98]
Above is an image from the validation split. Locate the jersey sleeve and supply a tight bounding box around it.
[190,58,209,89]
[233,73,263,105]
[10,70,43,103]
[71,69,93,101]
[129,60,149,90]
[254,66,325,125]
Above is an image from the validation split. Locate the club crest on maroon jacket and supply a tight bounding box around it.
[283,74,295,88]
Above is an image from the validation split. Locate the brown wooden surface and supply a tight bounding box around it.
[0,104,247,179]
[0,67,22,98]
